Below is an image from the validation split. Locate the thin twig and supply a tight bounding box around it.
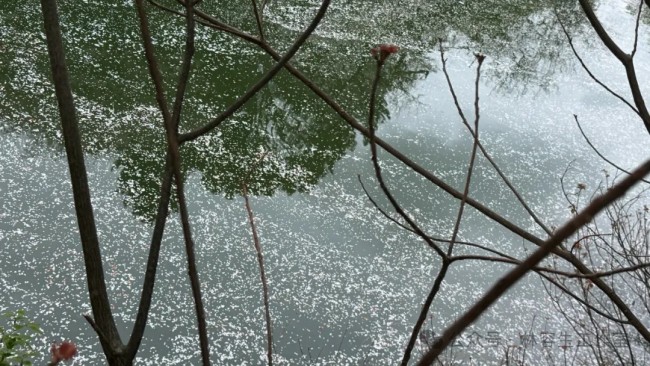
[360,177,546,260]
[401,52,485,366]
[554,8,640,117]
[191,5,262,45]
[359,176,517,257]
[632,0,644,57]
[540,272,630,324]
[149,0,261,45]
[438,41,552,236]
[366,53,446,258]
[242,178,273,365]
[251,0,265,41]
[449,255,650,279]
[574,114,650,184]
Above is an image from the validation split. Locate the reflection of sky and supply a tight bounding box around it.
[388,4,650,188]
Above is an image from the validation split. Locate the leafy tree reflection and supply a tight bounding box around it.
[0,0,595,220]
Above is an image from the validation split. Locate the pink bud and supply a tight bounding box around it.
[371,44,399,62]
[51,341,78,363]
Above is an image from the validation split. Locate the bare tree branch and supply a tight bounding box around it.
[250,0,265,41]
[539,271,631,324]
[574,114,650,184]
[241,153,273,365]
[578,0,650,133]
[133,0,211,363]
[359,176,517,258]
[161,2,551,251]
[578,0,630,62]
[366,48,446,258]
[554,8,641,117]
[182,13,650,341]
[632,0,644,57]
[126,158,174,359]
[438,41,553,236]
[166,5,650,345]
[450,255,650,279]
[179,0,332,143]
[52,2,650,360]
[401,52,485,366]
[417,158,650,365]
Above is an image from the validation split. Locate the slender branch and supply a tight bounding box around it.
[577,0,629,62]
[405,266,449,366]
[448,51,484,255]
[170,2,196,130]
[401,52,485,366]
[266,39,650,344]
[558,262,650,279]
[274,34,650,347]
[540,272,631,324]
[632,0,644,57]
[40,0,123,358]
[360,177,521,259]
[367,175,637,325]
[449,255,650,279]
[133,0,171,120]
[417,158,650,365]
[133,0,211,364]
[554,9,640,117]
[438,41,552,236]
[366,53,446,258]
[574,114,650,184]
[359,175,438,239]
[169,0,214,362]
[161,0,545,250]
[361,177,558,265]
[149,0,263,49]
[251,0,265,41]
[242,179,273,366]
[126,156,174,358]
[364,173,636,328]
[578,0,650,133]
[191,5,262,45]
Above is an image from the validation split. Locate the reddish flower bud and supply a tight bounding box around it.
[474,52,486,64]
[51,341,78,363]
[371,44,399,63]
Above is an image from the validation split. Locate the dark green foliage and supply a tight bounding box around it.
[0,310,42,366]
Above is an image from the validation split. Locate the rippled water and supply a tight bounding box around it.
[1,1,649,364]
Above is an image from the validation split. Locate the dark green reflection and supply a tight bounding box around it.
[0,0,604,220]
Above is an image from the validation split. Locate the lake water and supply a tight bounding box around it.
[1,1,649,364]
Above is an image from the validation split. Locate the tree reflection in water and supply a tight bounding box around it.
[0,0,592,220]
